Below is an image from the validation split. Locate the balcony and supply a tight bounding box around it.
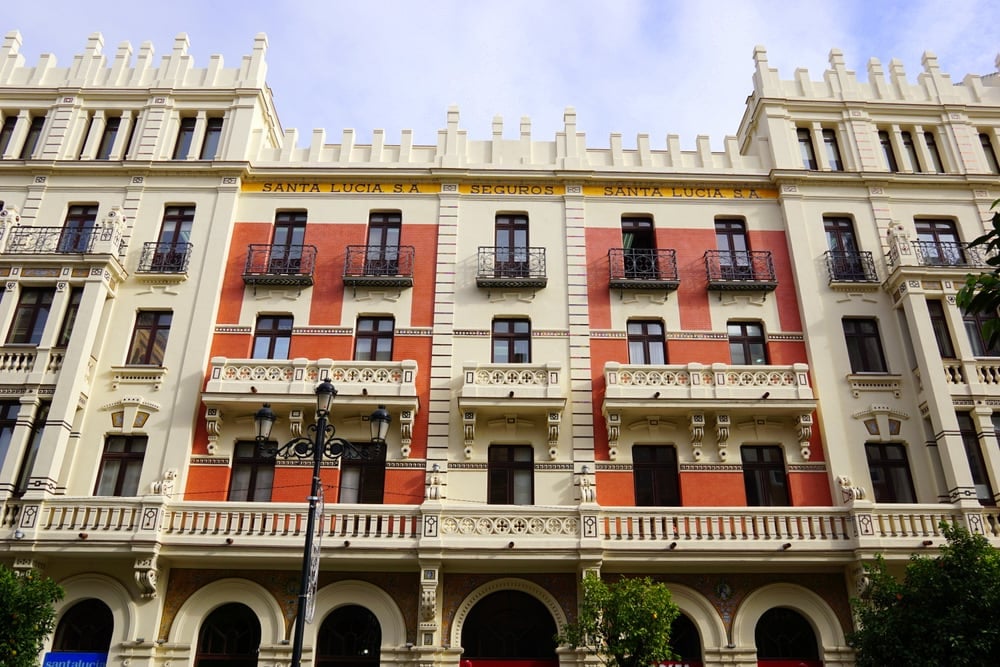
[910,241,988,269]
[0,346,64,385]
[608,248,680,291]
[458,361,564,403]
[704,250,777,292]
[343,245,415,289]
[3,225,124,257]
[823,250,878,285]
[136,242,193,278]
[242,244,317,287]
[476,247,547,289]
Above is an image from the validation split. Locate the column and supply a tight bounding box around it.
[187,110,208,160]
[0,110,30,159]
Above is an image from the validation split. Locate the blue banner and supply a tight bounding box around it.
[43,652,108,667]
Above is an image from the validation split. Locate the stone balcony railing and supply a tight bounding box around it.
[204,357,418,399]
[3,498,998,566]
[604,362,814,402]
[0,346,65,385]
[459,361,564,401]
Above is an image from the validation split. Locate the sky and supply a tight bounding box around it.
[3,0,998,150]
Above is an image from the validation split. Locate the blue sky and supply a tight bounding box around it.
[3,0,998,150]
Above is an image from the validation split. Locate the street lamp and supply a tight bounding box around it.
[254,379,391,667]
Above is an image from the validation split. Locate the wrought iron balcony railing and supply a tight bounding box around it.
[911,240,988,268]
[5,226,100,254]
[823,250,878,283]
[704,250,777,291]
[343,245,415,288]
[243,244,317,286]
[476,247,547,288]
[136,242,193,273]
[608,248,680,290]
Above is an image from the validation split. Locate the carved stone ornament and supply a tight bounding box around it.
[134,557,159,598]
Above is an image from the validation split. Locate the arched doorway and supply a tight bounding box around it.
[315,604,381,666]
[663,613,704,666]
[460,589,558,667]
[195,602,261,667]
[755,607,822,667]
[52,598,113,652]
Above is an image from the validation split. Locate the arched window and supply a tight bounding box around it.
[53,599,113,652]
[755,607,820,666]
[461,590,557,662]
[316,604,381,666]
[671,613,704,665]
[195,603,260,667]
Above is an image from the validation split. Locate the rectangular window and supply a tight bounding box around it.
[633,445,680,506]
[94,435,147,496]
[96,116,121,160]
[964,309,1000,357]
[488,445,533,505]
[956,413,995,505]
[58,204,98,253]
[915,219,963,266]
[269,210,307,273]
[0,401,19,472]
[621,216,658,279]
[0,116,16,156]
[56,287,82,348]
[901,131,922,172]
[252,315,292,360]
[172,117,196,159]
[879,130,898,172]
[199,117,223,159]
[927,300,955,358]
[980,133,1000,174]
[728,321,767,365]
[354,316,394,361]
[741,445,789,506]
[822,129,843,170]
[126,311,171,365]
[365,212,402,275]
[6,287,54,345]
[19,115,44,159]
[797,128,817,169]
[14,402,48,496]
[492,318,531,363]
[824,217,866,281]
[495,214,529,277]
[228,441,275,502]
[338,442,386,504]
[924,131,944,172]
[866,442,916,503]
[843,318,888,373]
[715,219,752,280]
[627,320,666,364]
[151,205,195,271]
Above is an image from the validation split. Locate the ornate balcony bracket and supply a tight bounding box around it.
[606,411,621,461]
[690,412,705,461]
[134,556,159,599]
[716,414,731,461]
[205,407,222,454]
[797,413,814,460]
[463,410,476,459]
[547,411,561,460]
[419,565,439,622]
[399,409,414,458]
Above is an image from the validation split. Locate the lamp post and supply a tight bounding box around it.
[255,379,391,667]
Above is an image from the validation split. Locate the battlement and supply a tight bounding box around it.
[0,30,269,90]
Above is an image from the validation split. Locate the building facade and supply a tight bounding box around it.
[1,30,999,667]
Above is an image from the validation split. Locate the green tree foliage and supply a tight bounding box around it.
[0,564,64,667]
[557,573,680,667]
[957,199,1000,348]
[848,523,1000,666]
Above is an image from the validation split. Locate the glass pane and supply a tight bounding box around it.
[121,461,142,496]
[512,469,532,504]
[253,466,274,502]
[96,461,121,495]
[340,467,361,503]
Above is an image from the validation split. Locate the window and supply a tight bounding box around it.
[354,316,394,361]
[927,300,956,358]
[822,129,843,170]
[627,320,666,364]
[797,128,817,169]
[842,318,888,372]
[58,204,98,253]
[879,130,898,172]
[633,445,680,506]
[824,217,866,280]
[741,445,789,506]
[56,287,82,348]
[52,599,113,653]
[980,133,1000,173]
[14,402,47,496]
[901,131,922,172]
[196,603,261,667]
[0,401,18,471]
[338,442,386,503]
[0,115,16,156]
[924,131,944,172]
[492,318,531,363]
[172,117,196,159]
[715,219,752,280]
[19,115,44,159]
[728,321,767,365]
[317,605,381,667]
[956,413,995,505]
[95,116,121,160]
[621,216,657,279]
[495,214,529,277]
[199,117,223,159]
[6,287,54,345]
[94,435,146,496]
[270,210,307,273]
[151,205,194,271]
[228,441,274,501]
[365,212,402,275]
[126,311,171,365]
[252,315,292,360]
[866,442,916,502]
[964,309,1000,357]
[916,219,963,266]
[488,445,533,504]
